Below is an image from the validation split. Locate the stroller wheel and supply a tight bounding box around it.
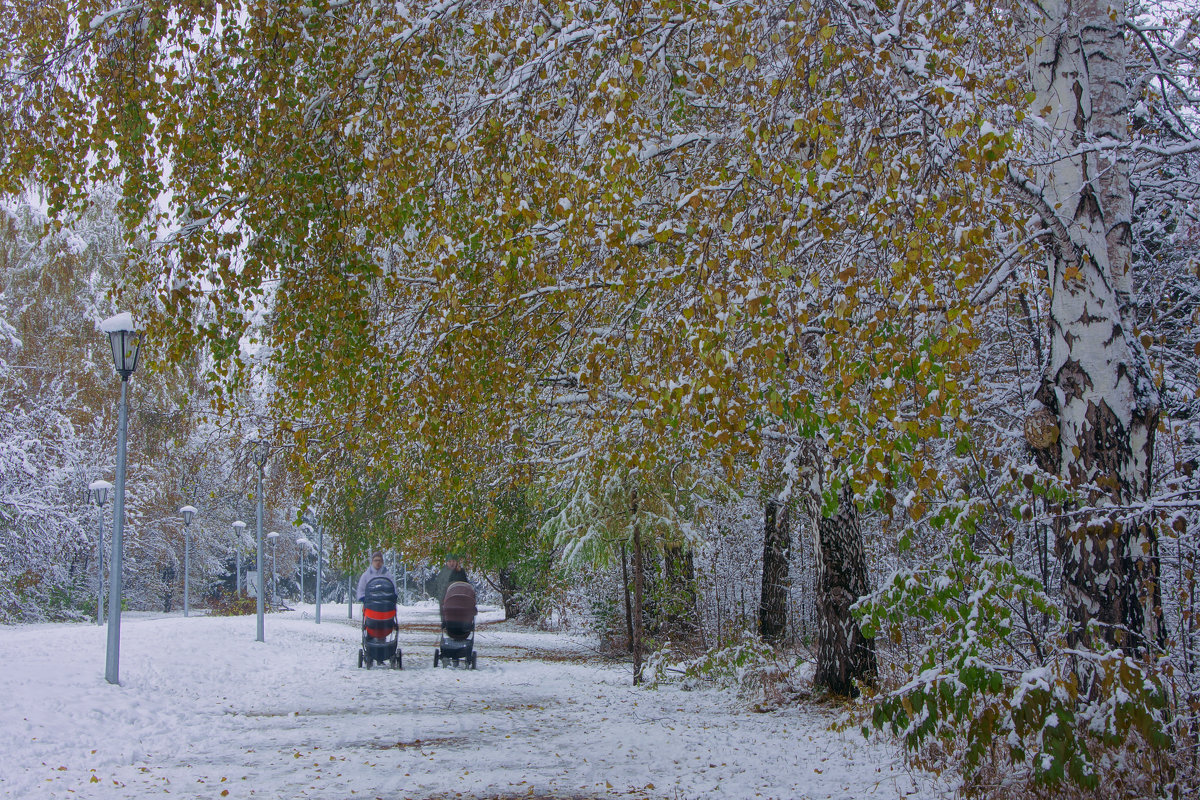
[392,653,402,670]
[468,652,477,670]
[433,651,440,668]
[357,650,364,669]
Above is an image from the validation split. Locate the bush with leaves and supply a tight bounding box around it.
[858,514,1176,798]
[205,596,260,618]
[647,629,811,710]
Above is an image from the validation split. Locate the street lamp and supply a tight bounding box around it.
[267,532,279,605]
[88,480,112,626]
[100,312,140,685]
[296,536,310,603]
[232,520,246,597]
[250,439,269,643]
[180,506,197,617]
[315,523,324,625]
[399,550,408,606]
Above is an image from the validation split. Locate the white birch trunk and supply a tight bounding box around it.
[1022,0,1162,653]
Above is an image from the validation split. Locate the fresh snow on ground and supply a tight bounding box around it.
[0,602,946,799]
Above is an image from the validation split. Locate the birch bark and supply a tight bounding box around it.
[1022,0,1163,654]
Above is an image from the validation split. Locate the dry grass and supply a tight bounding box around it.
[369,736,468,751]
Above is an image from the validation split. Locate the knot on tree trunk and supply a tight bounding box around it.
[1024,406,1060,450]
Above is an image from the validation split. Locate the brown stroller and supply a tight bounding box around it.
[434,581,477,669]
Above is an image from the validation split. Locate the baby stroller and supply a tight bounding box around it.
[434,581,477,669]
[358,576,401,669]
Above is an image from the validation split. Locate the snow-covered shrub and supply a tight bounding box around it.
[646,629,812,709]
[858,524,1175,798]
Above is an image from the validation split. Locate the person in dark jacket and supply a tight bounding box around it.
[433,555,468,604]
[356,551,395,602]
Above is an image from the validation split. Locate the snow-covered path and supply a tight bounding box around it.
[0,603,944,799]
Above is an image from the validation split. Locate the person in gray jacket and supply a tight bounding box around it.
[433,554,468,605]
[356,551,395,602]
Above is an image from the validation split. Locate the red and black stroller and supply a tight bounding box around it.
[434,581,477,669]
[358,576,401,669]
